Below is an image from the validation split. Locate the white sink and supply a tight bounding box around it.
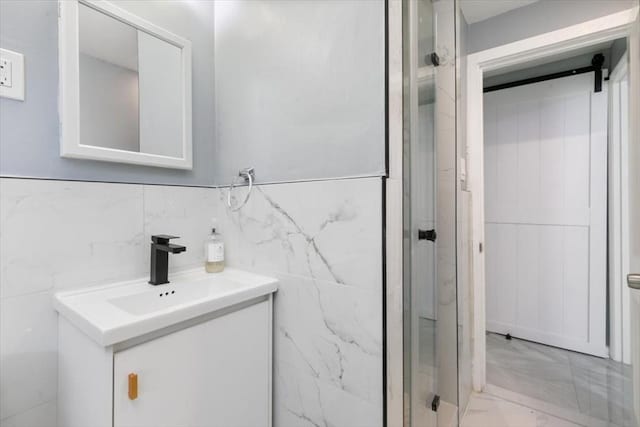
[54,268,278,346]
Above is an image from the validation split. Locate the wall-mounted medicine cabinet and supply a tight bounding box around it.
[58,0,193,169]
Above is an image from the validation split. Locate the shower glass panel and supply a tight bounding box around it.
[403,0,458,426]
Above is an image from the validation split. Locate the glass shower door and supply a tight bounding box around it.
[403,0,458,426]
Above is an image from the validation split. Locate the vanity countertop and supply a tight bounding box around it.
[54,268,278,347]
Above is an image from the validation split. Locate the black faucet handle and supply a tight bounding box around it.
[151,235,180,245]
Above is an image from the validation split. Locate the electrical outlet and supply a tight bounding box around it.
[0,48,24,101]
[0,57,12,87]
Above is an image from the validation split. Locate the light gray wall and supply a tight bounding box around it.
[212,0,386,185]
[467,0,635,53]
[79,54,140,153]
[2,1,386,187]
[0,0,215,186]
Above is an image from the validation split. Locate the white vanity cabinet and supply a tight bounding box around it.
[114,300,270,427]
[55,268,277,427]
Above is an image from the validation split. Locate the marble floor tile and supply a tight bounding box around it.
[536,412,583,427]
[486,334,580,411]
[462,393,586,427]
[485,384,618,427]
[486,333,636,427]
[462,393,538,427]
[486,361,581,412]
[571,364,635,427]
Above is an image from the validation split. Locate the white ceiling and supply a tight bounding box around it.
[460,0,540,24]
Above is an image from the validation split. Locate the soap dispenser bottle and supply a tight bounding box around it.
[205,219,225,273]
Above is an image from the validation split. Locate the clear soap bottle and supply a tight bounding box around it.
[205,220,225,273]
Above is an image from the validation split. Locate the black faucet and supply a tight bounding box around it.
[149,235,186,285]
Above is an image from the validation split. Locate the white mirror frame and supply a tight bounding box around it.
[58,0,193,170]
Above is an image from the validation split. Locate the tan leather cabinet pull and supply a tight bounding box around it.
[128,373,138,400]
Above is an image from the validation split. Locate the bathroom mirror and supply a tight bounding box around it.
[59,0,192,169]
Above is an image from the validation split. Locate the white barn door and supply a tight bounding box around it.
[484,73,608,357]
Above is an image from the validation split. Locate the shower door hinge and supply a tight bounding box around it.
[431,394,441,412]
[427,52,440,67]
[418,229,437,242]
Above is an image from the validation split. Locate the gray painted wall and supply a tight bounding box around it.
[212,0,386,185]
[467,0,635,53]
[1,1,386,187]
[0,0,215,186]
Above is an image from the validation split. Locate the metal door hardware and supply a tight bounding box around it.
[431,395,440,412]
[418,229,437,242]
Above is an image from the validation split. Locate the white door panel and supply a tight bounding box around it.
[484,73,607,356]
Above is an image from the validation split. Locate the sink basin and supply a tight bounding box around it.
[54,268,278,346]
[108,280,212,316]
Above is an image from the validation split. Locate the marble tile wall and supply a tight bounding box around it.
[0,178,216,426]
[0,176,383,427]
[214,177,384,427]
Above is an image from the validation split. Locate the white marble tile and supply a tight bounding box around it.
[142,185,217,273]
[0,292,57,420]
[215,177,382,292]
[273,274,382,406]
[0,177,383,427]
[275,360,382,427]
[0,400,56,427]
[217,177,383,425]
[0,179,145,298]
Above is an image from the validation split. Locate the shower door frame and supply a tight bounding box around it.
[465,6,639,392]
[385,1,405,427]
[385,0,460,426]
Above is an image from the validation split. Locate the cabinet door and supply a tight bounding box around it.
[114,300,271,427]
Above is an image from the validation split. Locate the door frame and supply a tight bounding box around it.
[465,6,640,391]
[608,52,631,364]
